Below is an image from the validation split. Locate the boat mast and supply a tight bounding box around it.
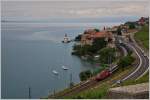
[28,87,31,99]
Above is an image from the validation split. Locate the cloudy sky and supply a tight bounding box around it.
[2,0,149,21]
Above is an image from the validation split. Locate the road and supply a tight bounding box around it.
[118,35,149,81]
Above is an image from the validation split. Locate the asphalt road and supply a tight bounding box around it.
[118,36,149,81]
[121,42,149,81]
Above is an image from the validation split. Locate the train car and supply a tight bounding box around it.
[95,69,111,81]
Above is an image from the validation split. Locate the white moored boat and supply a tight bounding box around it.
[62,66,69,70]
[52,70,58,75]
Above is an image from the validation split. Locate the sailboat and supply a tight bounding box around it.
[62,66,69,70]
[52,70,58,75]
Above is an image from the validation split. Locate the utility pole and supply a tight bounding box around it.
[53,88,55,97]
[108,55,112,71]
[108,56,111,65]
[28,87,31,99]
[110,55,112,64]
[70,73,72,85]
[107,56,109,65]
[110,55,112,71]
[69,73,73,88]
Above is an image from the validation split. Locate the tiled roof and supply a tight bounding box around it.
[91,32,106,38]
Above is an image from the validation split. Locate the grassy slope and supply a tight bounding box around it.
[69,84,110,99]
[120,72,149,86]
[77,71,149,99]
[64,67,149,99]
[63,66,135,99]
[134,25,149,49]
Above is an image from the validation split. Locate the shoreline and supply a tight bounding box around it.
[46,17,149,99]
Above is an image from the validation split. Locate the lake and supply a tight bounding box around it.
[1,22,122,98]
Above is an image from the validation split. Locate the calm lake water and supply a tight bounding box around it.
[1,22,122,98]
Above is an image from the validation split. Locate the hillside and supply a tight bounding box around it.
[134,25,149,49]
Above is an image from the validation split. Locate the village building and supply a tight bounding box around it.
[137,17,149,25]
[109,26,118,33]
[81,27,115,48]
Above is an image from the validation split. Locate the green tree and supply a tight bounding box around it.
[125,22,136,29]
[94,28,100,32]
[117,26,122,35]
[72,38,107,56]
[129,23,135,29]
[75,34,82,41]
[73,45,81,51]
[118,55,135,70]
[91,38,107,53]
[79,70,92,81]
[98,47,116,64]
[80,45,93,56]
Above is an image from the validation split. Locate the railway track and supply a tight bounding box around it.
[51,79,97,98]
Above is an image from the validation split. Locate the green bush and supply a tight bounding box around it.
[98,47,116,64]
[79,70,92,81]
[72,45,92,56]
[134,25,149,49]
[72,38,107,56]
[118,55,135,70]
[94,28,100,32]
[72,84,109,99]
[117,26,122,35]
[74,34,82,41]
[92,38,107,53]
[121,72,149,86]
[125,22,136,29]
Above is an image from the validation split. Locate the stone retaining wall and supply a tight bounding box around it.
[107,83,149,99]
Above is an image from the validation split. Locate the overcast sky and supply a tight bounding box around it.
[2,0,149,21]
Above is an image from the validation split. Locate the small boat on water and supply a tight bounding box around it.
[52,70,58,75]
[62,66,69,70]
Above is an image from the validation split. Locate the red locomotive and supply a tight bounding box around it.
[95,69,111,81]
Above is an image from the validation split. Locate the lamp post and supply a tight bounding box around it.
[28,87,31,99]
[69,73,74,88]
[108,55,112,71]
[52,71,59,97]
[53,89,55,97]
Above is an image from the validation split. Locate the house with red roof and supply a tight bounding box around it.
[81,28,115,48]
[138,17,149,25]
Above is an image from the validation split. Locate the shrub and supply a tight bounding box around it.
[118,55,135,70]
[79,70,92,81]
[72,84,109,99]
[98,47,116,64]
[117,26,122,35]
[92,38,107,53]
[72,38,107,56]
[75,34,82,41]
[94,29,100,32]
